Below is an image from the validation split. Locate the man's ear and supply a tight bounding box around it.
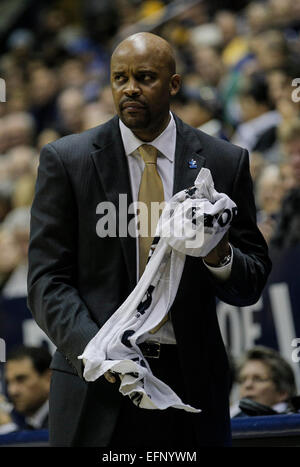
[170,74,181,97]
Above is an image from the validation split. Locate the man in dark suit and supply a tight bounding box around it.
[27,32,271,447]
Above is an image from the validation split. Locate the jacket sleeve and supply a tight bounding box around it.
[27,143,99,377]
[204,148,272,306]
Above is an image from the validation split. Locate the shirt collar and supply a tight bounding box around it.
[26,400,49,429]
[119,112,176,162]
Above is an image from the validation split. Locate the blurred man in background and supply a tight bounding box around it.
[0,346,51,433]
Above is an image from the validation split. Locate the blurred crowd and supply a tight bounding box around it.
[1,0,300,435]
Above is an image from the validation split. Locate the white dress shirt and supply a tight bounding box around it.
[119,113,232,344]
[26,400,49,429]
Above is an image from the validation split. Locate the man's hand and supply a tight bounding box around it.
[83,358,117,384]
[104,371,118,384]
[203,232,231,266]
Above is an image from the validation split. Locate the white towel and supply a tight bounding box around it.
[78,168,237,412]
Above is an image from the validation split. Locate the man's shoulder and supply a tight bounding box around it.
[46,116,118,156]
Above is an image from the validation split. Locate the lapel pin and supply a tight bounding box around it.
[188,159,197,169]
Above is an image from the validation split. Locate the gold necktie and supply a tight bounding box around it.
[137,144,168,333]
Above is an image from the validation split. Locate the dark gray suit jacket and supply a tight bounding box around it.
[27,115,271,446]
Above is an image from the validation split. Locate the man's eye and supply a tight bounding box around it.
[114,75,126,83]
[140,74,154,82]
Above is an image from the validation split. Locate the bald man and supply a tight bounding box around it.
[28,33,271,447]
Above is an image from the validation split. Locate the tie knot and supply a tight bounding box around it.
[138,144,158,165]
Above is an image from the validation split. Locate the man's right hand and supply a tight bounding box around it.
[83,358,117,383]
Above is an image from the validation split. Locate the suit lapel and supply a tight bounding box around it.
[91,117,137,289]
[173,115,206,194]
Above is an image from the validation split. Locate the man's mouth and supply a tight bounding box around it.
[121,101,145,111]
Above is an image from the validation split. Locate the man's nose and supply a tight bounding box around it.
[242,378,254,389]
[7,382,19,397]
[124,77,141,96]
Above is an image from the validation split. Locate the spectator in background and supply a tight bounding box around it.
[193,45,225,89]
[279,160,296,194]
[270,188,300,250]
[231,346,297,417]
[253,29,290,73]
[268,0,294,29]
[0,229,22,293]
[0,182,12,223]
[171,84,227,139]
[6,145,37,183]
[278,119,300,188]
[56,87,86,136]
[0,346,52,433]
[255,164,284,243]
[36,129,61,152]
[232,72,281,159]
[28,66,59,134]
[1,112,36,153]
[268,120,300,249]
[214,10,248,69]
[0,207,31,297]
[244,2,271,36]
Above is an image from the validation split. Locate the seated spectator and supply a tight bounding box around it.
[245,2,271,36]
[255,164,284,243]
[253,29,290,73]
[214,10,249,69]
[0,181,12,223]
[248,151,266,186]
[0,346,52,433]
[231,346,298,417]
[171,85,227,139]
[0,207,30,297]
[0,229,21,293]
[278,118,300,189]
[270,187,300,250]
[36,128,60,152]
[55,87,86,136]
[279,161,296,195]
[2,112,36,152]
[29,66,59,134]
[7,145,37,182]
[232,72,281,159]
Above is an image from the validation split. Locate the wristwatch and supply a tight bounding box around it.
[216,253,231,267]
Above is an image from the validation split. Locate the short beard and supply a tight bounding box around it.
[119,108,151,130]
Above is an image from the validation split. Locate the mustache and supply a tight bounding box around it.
[120,98,147,109]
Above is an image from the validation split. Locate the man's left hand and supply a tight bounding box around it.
[203,232,231,266]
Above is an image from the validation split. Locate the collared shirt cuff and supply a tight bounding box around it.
[203,244,233,281]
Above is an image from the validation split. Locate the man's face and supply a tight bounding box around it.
[238,360,287,407]
[286,138,300,186]
[110,37,180,140]
[5,358,50,416]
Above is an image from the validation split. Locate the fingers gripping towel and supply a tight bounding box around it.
[78,168,237,412]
